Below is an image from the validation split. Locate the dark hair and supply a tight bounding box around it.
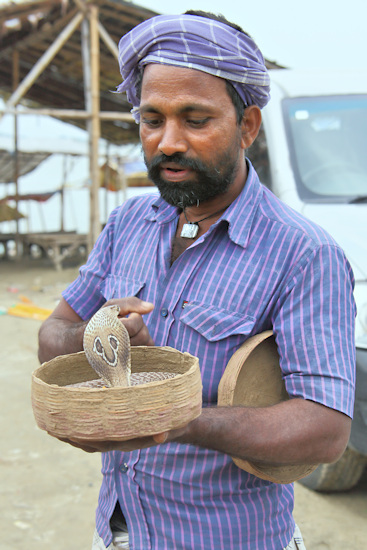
[135,10,248,124]
[184,9,249,35]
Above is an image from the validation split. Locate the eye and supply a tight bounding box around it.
[141,117,162,128]
[187,118,210,128]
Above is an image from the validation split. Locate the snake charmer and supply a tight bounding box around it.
[38,10,356,550]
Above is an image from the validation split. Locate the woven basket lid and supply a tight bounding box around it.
[217,331,318,484]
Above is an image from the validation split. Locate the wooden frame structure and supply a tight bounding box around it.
[0,0,157,252]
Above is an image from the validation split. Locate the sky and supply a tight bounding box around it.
[139,0,366,71]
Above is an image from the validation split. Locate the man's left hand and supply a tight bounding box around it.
[54,431,171,453]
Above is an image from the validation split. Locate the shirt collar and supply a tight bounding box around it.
[144,160,263,249]
[144,194,180,224]
[222,160,263,248]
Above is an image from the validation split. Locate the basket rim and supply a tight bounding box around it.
[32,346,200,392]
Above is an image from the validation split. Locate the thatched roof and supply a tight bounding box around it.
[0,149,51,183]
[0,0,158,144]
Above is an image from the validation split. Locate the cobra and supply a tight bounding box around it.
[83,305,175,387]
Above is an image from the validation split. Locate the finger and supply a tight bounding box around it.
[121,312,145,337]
[104,297,154,317]
[121,313,155,346]
[64,438,116,453]
[153,432,168,444]
[116,435,164,451]
[56,437,99,453]
[67,436,161,453]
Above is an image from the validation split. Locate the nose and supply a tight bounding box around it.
[158,121,188,156]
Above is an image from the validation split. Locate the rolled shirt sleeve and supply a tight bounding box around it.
[274,243,356,418]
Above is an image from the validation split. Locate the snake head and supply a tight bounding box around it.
[108,304,120,312]
[83,304,131,387]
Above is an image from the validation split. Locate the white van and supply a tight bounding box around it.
[247,69,367,491]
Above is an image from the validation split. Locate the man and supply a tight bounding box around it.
[38,11,356,550]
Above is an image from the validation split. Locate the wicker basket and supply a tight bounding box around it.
[218,331,318,484]
[32,346,202,441]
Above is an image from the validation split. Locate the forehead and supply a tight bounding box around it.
[140,64,233,112]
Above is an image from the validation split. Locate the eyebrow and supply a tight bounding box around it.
[139,103,216,116]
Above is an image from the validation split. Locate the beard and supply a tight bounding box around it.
[143,147,242,209]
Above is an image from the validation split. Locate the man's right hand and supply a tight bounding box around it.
[101,298,154,346]
[38,296,155,364]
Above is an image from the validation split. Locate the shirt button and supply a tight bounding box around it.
[120,463,128,473]
[160,308,168,318]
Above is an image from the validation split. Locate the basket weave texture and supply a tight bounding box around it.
[32,346,202,441]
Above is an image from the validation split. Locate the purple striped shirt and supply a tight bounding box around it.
[63,162,356,550]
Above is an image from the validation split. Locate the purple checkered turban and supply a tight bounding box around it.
[117,14,270,122]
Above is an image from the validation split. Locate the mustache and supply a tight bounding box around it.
[145,153,217,173]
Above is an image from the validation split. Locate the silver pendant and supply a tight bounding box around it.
[181,222,199,239]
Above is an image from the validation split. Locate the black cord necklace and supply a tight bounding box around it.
[180,205,229,239]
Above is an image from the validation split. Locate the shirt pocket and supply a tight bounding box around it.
[180,302,256,342]
[100,275,146,301]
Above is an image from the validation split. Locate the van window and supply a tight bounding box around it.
[246,124,272,190]
[283,95,367,203]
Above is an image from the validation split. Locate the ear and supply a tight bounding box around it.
[240,105,262,150]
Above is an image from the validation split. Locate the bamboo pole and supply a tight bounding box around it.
[73,0,119,61]
[0,108,134,121]
[61,155,67,232]
[98,21,119,61]
[81,17,93,246]
[12,49,21,259]
[118,164,127,206]
[88,4,101,251]
[0,11,84,123]
[99,112,134,122]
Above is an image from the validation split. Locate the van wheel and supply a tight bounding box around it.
[298,447,367,492]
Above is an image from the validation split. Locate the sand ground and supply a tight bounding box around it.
[0,258,366,550]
